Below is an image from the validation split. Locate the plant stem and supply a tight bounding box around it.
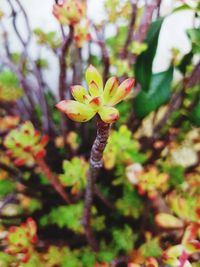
[83,116,110,252]
[121,1,137,59]
[58,25,74,138]
[35,157,70,203]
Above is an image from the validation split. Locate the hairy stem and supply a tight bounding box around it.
[83,116,110,251]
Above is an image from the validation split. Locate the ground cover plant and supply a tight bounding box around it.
[0,0,200,266]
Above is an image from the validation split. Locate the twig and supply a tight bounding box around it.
[83,116,111,252]
[121,1,137,59]
[135,0,160,42]
[94,186,115,210]
[93,25,110,83]
[35,157,70,204]
[58,25,74,136]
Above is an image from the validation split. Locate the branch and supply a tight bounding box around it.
[135,0,160,42]
[35,157,70,204]
[14,0,31,46]
[83,116,111,252]
[121,2,137,59]
[58,26,74,137]
[93,25,110,83]
[58,25,74,101]
[94,185,115,210]
[7,0,30,49]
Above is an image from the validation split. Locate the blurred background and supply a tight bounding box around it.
[0,0,196,92]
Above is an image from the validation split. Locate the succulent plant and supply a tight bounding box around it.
[53,0,86,25]
[56,65,135,123]
[4,121,48,166]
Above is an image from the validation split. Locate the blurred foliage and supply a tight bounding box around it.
[0,0,200,266]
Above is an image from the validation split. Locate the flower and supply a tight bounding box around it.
[53,0,86,25]
[56,65,135,123]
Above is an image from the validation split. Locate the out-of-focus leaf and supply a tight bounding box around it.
[134,67,173,118]
[0,179,15,197]
[187,29,200,54]
[190,97,200,126]
[155,213,184,229]
[135,18,164,92]
[106,26,127,52]
[0,71,23,102]
[178,51,193,74]
[173,4,193,13]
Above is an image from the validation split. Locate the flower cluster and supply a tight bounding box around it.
[53,0,86,25]
[4,121,48,166]
[56,65,135,123]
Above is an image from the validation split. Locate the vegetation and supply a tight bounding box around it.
[0,0,200,266]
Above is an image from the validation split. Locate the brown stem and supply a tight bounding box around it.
[58,26,74,136]
[135,0,160,42]
[83,116,111,252]
[35,157,70,203]
[121,2,137,59]
[94,186,115,210]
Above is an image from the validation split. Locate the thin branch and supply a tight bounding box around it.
[58,25,74,137]
[83,116,111,252]
[14,0,31,46]
[121,2,137,59]
[93,25,110,83]
[35,157,70,204]
[94,186,115,210]
[134,0,161,42]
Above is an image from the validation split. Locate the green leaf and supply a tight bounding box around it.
[178,51,193,74]
[173,4,193,13]
[190,95,200,126]
[134,67,173,118]
[0,179,15,197]
[135,18,164,92]
[187,29,200,54]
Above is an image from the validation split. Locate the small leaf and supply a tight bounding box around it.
[85,65,103,93]
[107,78,135,106]
[56,100,96,122]
[71,85,90,103]
[155,213,184,229]
[103,77,119,103]
[98,106,119,123]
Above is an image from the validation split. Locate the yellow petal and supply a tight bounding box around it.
[56,100,96,122]
[71,85,90,103]
[103,77,119,103]
[98,106,119,123]
[85,65,103,94]
[107,78,135,106]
